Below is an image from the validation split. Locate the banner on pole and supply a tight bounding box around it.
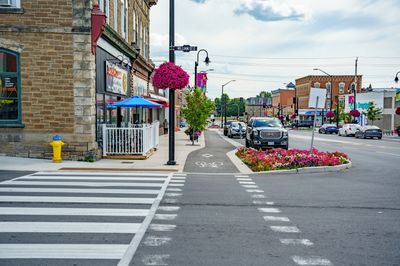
[196,72,207,92]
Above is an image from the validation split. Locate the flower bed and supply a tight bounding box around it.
[236,147,350,172]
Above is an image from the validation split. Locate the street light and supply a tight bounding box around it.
[395,71,400,83]
[194,49,210,89]
[313,68,333,125]
[221,80,236,127]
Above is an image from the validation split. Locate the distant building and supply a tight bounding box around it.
[245,97,272,118]
[343,89,399,131]
[295,75,362,123]
[269,88,295,117]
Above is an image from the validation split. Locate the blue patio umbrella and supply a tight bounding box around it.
[107,96,161,109]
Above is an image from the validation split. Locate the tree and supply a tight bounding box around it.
[363,101,382,125]
[257,91,272,98]
[182,88,215,144]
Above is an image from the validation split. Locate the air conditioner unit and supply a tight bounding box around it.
[0,0,12,7]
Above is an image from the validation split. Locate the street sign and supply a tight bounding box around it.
[309,88,326,108]
[174,45,197,52]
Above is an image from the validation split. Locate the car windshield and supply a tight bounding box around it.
[226,121,234,126]
[253,119,282,128]
[232,122,245,128]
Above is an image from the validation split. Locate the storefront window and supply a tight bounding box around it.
[0,49,21,125]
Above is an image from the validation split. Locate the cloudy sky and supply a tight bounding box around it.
[150,0,400,99]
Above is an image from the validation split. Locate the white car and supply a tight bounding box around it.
[339,124,361,137]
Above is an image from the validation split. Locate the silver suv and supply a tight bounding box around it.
[245,117,289,149]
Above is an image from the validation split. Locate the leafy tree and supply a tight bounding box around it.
[363,101,382,125]
[182,88,215,144]
[257,91,272,98]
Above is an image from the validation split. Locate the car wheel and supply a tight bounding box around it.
[378,136,382,139]
[362,133,366,139]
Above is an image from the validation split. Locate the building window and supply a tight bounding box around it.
[105,0,110,24]
[113,0,118,31]
[0,0,21,8]
[339,82,345,94]
[314,82,320,88]
[0,48,22,125]
[384,97,392,109]
[120,0,128,40]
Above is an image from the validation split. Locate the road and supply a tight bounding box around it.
[0,130,399,265]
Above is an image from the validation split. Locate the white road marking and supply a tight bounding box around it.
[162,198,178,204]
[172,174,186,177]
[0,187,160,194]
[263,216,290,222]
[31,172,169,177]
[149,224,176,232]
[0,207,149,217]
[19,176,167,181]
[280,239,314,246]
[164,193,182,197]
[166,188,182,192]
[235,175,249,178]
[242,185,259,188]
[0,196,154,204]
[236,178,252,181]
[143,236,172,247]
[154,214,177,221]
[0,244,129,259]
[246,189,264,193]
[202,153,214,158]
[253,200,274,205]
[167,183,184,187]
[292,256,332,265]
[157,206,180,212]
[0,222,140,233]
[169,180,185,183]
[142,254,169,265]
[376,151,400,157]
[239,181,256,184]
[258,208,281,213]
[171,176,186,180]
[270,226,301,233]
[251,194,266,198]
[1,181,163,187]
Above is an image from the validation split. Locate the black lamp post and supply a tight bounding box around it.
[221,80,236,127]
[314,68,333,124]
[167,0,176,165]
[194,49,210,89]
[395,71,400,83]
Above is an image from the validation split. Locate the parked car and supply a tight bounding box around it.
[292,120,314,128]
[223,120,235,136]
[227,121,246,138]
[245,117,288,149]
[338,124,360,137]
[318,124,339,134]
[179,121,186,128]
[355,125,382,139]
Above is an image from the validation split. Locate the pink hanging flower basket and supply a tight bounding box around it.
[152,62,189,90]
[349,109,360,117]
[326,111,335,118]
[396,106,400,115]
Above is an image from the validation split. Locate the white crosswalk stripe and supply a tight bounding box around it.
[0,171,172,263]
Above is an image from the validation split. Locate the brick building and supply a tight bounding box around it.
[0,0,162,160]
[270,88,295,117]
[295,75,362,123]
[245,97,272,118]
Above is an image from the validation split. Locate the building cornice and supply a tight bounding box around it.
[102,24,139,60]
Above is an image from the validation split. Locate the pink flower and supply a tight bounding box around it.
[152,62,189,90]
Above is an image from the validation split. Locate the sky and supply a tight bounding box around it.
[149,0,400,99]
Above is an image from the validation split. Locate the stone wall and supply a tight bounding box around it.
[0,0,98,160]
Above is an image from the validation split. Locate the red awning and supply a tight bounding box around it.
[149,99,169,108]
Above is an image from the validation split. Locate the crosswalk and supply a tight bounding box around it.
[0,171,172,265]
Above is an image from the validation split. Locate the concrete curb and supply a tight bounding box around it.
[59,167,179,172]
[226,150,253,175]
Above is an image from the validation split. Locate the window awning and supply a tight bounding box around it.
[144,93,169,108]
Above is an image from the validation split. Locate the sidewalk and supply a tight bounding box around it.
[0,130,205,172]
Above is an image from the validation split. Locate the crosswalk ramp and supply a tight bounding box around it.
[0,171,172,265]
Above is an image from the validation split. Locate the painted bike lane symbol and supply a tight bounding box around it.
[195,161,223,168]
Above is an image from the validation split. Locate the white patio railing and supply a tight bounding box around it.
[102,121,160,156]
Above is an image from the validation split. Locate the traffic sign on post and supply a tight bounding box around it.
[174,45,197,52]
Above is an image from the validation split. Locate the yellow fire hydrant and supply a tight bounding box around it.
[50,135,64,163]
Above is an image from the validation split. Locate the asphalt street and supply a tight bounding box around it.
[132,129,399,265]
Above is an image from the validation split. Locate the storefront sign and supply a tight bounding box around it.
[133,76,148,96]
[106,61,128,95]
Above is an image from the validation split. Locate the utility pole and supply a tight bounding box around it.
[167,0,176,165]
[354,57,358,111]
